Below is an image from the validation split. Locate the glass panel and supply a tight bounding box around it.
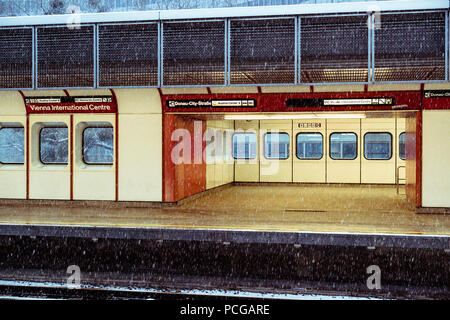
[233,133,257,159]
[0,28,33,88]
[264,133,290,159]
[0,127,24,164]
[374,13,445,82]
[37,26,94,88]
[301,15,368,83]
[330,133,357,160]
[83,127,114,164]
[40,127,68,164]
[163,21,225,86]
[296,133,323,160]
[399,132,406,160]
[364,133,392,160]
[98,24,158,87]
[230,18,295,84]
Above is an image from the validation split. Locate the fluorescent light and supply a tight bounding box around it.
[224,113,366,120]
[316,113,366,119]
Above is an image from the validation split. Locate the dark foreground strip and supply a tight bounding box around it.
[0,284,446,320]
[0,224,448,249]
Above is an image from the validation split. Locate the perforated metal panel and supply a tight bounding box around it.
[374,12,446,82]
[301,15,368,83]
[0,28,33,89]
[98,24,158,87]
[37,26,94,88]
[230,18,296,85]
[163,21,225,86]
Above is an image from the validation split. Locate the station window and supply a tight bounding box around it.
[233,133,257,159]
[83,127,114,165]
[296,133,323,160]
[364,132,392,160]
[0,127,24,164]
[399,132,406,160]
[330,133,357,160]
[40,127,68,164]
[264,132,290,160]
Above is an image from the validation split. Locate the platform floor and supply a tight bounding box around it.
[0,184,448,236]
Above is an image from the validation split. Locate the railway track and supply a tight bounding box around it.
[0,267,446,301]
[0,280,385,300]
[0,235,448,300]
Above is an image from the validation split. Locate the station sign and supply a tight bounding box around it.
[297,122,322,128]
[286,97,395,108]
[24,96,116,114]
[424,90,450,98]
[166,99,257,108]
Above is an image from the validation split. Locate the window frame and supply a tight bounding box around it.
[363,132,393,161]
[232,132,257,160]
[399,132,406,161]
[82,126,114,165]
[329,132,358,160]
[263,132,290,160]
[295,132,324,160]
[0,126,25,165]
[39,126,69,165]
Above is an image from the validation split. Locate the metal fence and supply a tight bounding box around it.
[98,23,159,87]
[300,15,369,84]
[0,27,33,89]
[36,25,95,88]
[0,10,448,89]
[163,21,226,86]
[373,12,446,83]
[229,18,296,85]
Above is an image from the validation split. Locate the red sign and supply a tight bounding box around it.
[24,96,117,114]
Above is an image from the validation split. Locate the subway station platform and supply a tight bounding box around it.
[0,185,448,249]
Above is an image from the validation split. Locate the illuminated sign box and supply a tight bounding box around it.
[424,90,450,98]
[25,96,116,114]
[286,98,395,108]
[166,99,257,108]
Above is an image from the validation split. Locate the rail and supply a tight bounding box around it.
[396,165,406,194]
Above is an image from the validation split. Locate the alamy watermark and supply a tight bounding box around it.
[366,265,381,290]
[66,5,81,30]
[170,121,282,175]
[66,264,81,289]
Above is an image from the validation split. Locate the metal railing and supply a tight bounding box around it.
[396,165,405,195]
[0,8,448,90]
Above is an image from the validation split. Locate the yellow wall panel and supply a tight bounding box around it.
[74,171,115,200]
[115,88,161,114]
[118,114,162,201]
[326,119,360,183]
[0,116,26,198]
[234,120,259,182]
[293,119,326,183]
[0,91,25,116]
[73,114,116,200]
[29,170,70,199]
[260,120,292,182]
[29,114,71,200]
[396,117,406,184]
[422,110,450,208]
[0,170,26,199]
[361,118,396,184]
